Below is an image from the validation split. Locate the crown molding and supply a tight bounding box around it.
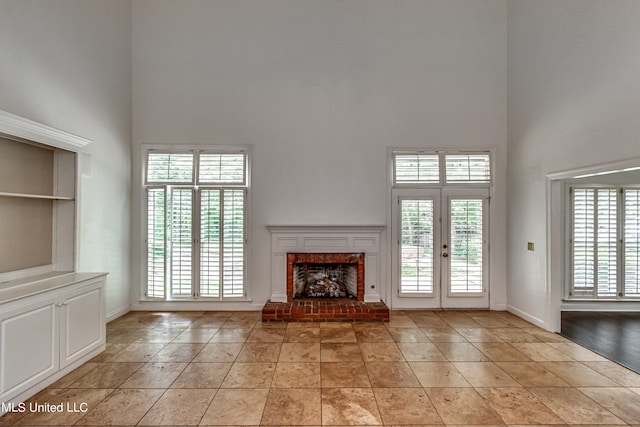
[0,110,91,152]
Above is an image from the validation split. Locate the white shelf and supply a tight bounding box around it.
[0,191,74,201]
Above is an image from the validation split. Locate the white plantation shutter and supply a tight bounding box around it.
[572,188,595,296]
[394,154,440,184]
[445,154,491,184]
[200,189,221,298]
[223,189,245,298]
[570,188,617,298]
[596,190,617,296]
[144,148,248,301]
[624,189,640,297]
[146,188,166,298]
[170,188,193,297]
[569,186,640,300]
[199,154,245,184]
[449,198,484,293]
[393,151,492,186]
[400,199,434,294]
[147,153,193,183]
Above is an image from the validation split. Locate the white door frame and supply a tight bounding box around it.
[391,187,490,309]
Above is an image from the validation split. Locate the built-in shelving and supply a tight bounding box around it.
[0,192,74,201]
[0,109,91,283]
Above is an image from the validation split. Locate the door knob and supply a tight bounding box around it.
[442,253,449,257]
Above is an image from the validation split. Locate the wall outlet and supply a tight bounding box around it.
[527,242,535,251]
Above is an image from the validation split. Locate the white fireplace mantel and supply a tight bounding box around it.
[267,225,385,303]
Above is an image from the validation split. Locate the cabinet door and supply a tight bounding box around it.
[60,281,105,367]
[0,302,58,401]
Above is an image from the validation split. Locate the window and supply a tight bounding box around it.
[569,186,640,299]
[393,151,491,185]
[144,148,249,300]
[394,154,440,184]
[444,154,491,184]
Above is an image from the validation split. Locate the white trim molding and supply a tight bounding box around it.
[0,110,91,152]
[267,225,386,303]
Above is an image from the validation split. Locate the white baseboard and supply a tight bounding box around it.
[131,300,265,312]
[106,304,131,322]
[507,304,546,329]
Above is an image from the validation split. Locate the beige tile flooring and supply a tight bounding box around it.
[3,310,640,426]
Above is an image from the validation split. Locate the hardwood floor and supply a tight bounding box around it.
[561,311,640,374]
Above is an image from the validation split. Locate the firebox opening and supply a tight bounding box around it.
[293,263,358,299]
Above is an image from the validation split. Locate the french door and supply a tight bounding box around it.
[391,188,489,309]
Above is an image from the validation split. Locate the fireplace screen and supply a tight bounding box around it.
[293,263,357,299]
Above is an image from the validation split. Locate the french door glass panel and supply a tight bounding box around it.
[400,198,436,295]
[448,198,485,294]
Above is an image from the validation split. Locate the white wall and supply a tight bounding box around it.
[507,0,640,327]
[130,0,508,309]
[0,0,133,320]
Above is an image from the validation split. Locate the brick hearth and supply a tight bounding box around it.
[261,299,389,322]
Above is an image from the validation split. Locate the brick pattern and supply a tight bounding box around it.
[286,253,365,302]
[261,299,389,322]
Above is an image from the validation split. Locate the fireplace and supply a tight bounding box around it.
[263,225,389,322]
[288,253,364,301]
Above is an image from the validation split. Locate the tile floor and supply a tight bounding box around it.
[3,310,640,426]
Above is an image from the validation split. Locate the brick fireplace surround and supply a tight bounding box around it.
[262,225,390,322]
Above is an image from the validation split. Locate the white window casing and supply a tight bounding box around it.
[143,146,250,301]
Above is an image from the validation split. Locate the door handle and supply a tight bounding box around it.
[442,253,449,257]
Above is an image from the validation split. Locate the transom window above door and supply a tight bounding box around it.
[392,150,492,186]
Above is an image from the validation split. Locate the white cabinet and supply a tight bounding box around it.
[0,273,106,408]
[0,301,58,402]
[60,282,104,366]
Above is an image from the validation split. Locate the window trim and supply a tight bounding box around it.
[141,144,251,302]
[391,149,493,187]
